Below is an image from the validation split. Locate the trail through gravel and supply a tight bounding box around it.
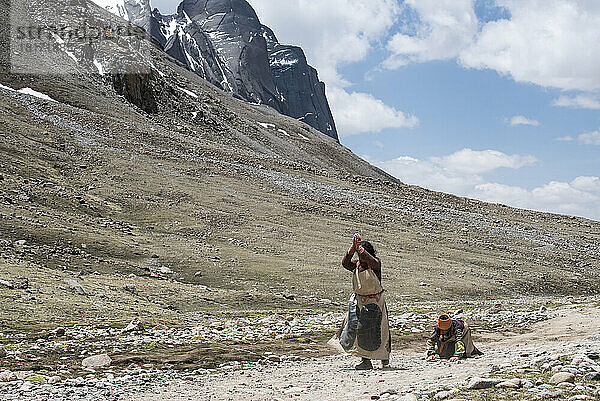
[125,305,600,401]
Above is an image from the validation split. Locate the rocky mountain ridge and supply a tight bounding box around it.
[93,0,338,140]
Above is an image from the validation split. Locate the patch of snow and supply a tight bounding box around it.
[91,0,129,20]
[0,84,15,92]
[18,88,56,102]
[297,132,309,141]
[258,122,276,129]
[178,87,198,98]
[182,10,192,24]
[93,59,105,75]
[51,33,78,63]
[192,111,198,118]
[277,129,290,137]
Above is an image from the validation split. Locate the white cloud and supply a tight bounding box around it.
[431,148,537,174]
[553,94,600,110]
[556,130,600,145]
[459,0,600,91]
[382,0,600,93]
[383,0,478,69]
[247,0,417,135]
[370,155,484,194]
[509,115,539,126]
[577,130,600,145]
[371,148,537,192]
[372,149,599,220]
[328,88,418,136]
[473,180,600,219]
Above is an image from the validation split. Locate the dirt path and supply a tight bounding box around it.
[125,305,600,401]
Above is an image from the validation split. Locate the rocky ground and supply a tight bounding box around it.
[1,2,600,400]
[1,299,599,400]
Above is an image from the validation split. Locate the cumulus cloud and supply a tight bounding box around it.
[473,180,600,219]
[383,0,478,68]
[370,148,537,193]
[459,0,600,91]
[247,0,418,136]
[553,94,600,110]
[556,130,600,145]
[382,0,600,93]
[578,130,600,145]
[327,88,418,136]
[431,148,537,174]
[509,115,539,126]
[371,149,599,220]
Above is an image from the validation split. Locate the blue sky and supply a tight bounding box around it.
[151,0,600,220]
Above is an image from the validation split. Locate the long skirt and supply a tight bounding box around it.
[329,292,391,361]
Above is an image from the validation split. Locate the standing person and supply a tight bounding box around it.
[333,234,391,370]
[426,314,482,361]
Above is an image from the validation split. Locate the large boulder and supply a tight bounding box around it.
[549,372,575,384]
[467,377,504,389]
[82,353,112,368]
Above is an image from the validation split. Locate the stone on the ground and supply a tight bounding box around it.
[82,353,112,368]
[0,348,6,358]
[496,378,521,388]
[550,372,575,384]
[0,279,13,289]
[0,370,16,382]
[399,394,418,401]
[52,327,66,337]
[434,389,459,400]
[65,279,87,295]
[122,319,144,333]
[584,372,600,381]
[123,284,138,295]
[48,375,61,384]
[467,377,504,389]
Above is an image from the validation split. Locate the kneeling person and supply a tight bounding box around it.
[426,314,482,362]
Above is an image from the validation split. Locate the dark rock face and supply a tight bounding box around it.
[115,0,338,140]
[262,26,337,138]
[112,73,158,114]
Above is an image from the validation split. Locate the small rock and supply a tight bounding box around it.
[157,266,174,275]
[399,395,418,401]
[467,377,504,389]
[47,376,61,384]
[381,389,398,396]
[123,284,138,295]
[557,382,575,388]
[434,389,459,400]
[121,319,144,333]
[584,372,600,381]
[194,271,203,277]
[13,240,27,247]
[0,279,13,289]
[82,354,112,368]
[65,279,87,295]
[52,327,66,337]
[0,371,16,382]
[0,348,5,358]
[550,372,575,385]
[522,379,534,388]
[496,378,521,389]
